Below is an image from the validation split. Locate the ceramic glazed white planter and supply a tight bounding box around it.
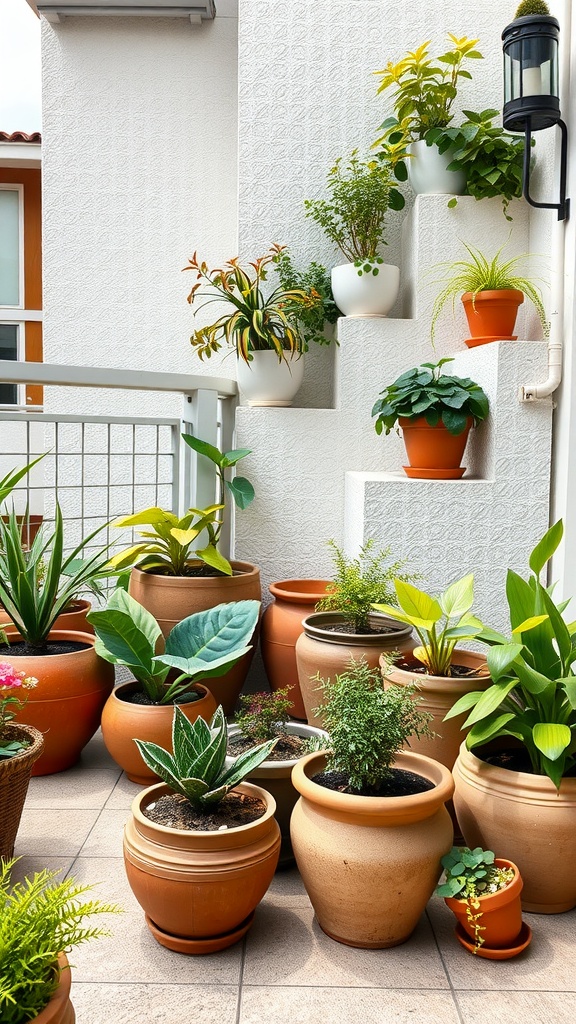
[407,139,466,196]
[331,262,400,317]
[236,351,304,407]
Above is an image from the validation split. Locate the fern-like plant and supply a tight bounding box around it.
[0,859,121,1024]
[316,538,414,633]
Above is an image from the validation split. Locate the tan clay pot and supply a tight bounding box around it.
[129,562,261,715]
[381,650,490,768]
[296,612,415,728]
[453,741,576,913]
[291,750,454,948]
[261,579,331,719]
[101,681,218,784]
[124,780,280,953]
[2,630,114,776]
[34,954,75,1024]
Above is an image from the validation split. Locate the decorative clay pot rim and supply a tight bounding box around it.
[268,579,331,602]
[444,858,523,913]
[461,289,524,303]
[226,721,329,770]
[131,780,277,839]
[131,561,259,585]
[1,628,97,658]
[456,740,576,799]
[301,611,413,647]
[111,679,213,707]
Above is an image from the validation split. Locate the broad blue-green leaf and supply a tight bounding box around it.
[533,722,571,761]
[157,648,252,681]
[165,600,259,666]
[221,447,252,468]
[487,643,524,682]
[439,574,474,619]
[529,520,563,576]
[87,589,162,681]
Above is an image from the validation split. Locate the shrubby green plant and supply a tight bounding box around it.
[315,538,414,633]
[372,358,489,438]
[235,686,293,744]
[272,247,341,348]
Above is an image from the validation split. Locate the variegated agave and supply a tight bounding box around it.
[135,705,277,811]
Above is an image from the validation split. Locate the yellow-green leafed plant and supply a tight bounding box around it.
[0,859,121,1024]
[373,575,484,676]
[183,243,318,365]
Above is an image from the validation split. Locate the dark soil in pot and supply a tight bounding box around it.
[124,689,203,707]
[227,733,308,760]
[312,768,435,797]
[481,746,576,777]
[0,639,90,656]
[143,564,247,579]
[321,622,399,637]
[144,791,267,830]
[395,659,485,678]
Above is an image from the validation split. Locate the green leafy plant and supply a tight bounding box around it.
[0,507,114,651]
[0,663,38,759]
[0,858,121,1024]
[430,240,549,343]
[272,247,341,348]
[372,358,489,438]
[515,0,550,16]
[304,150,404,275]
[183,243,317,365]
[235,686,293,744]
[313,659,432,794]
[316,538,414,633]
[374,575,484,676]
[88,590,259,705]
[435,846,514,951]
[446,520,576,788]
[111,433,254,578]
[0,453,46,507]
[135,704,276,811]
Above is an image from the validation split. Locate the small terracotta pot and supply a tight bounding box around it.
[261,580,332,719]
[129,562,261,715]
[291,750,454,948]
[34,954,75,1024]
[124,781,280,953]
[296,612,415,728]
[101,681,218,783]
[0,723,44,858]
[398,416,473,479]
[1,630,114,776]
[444,858,523,951]
[461,289,524,346]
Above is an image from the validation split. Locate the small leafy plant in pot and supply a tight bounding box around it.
[0,662,43,859]
[304,150,404,316]
[271,246,341,349]
[436,846,528,958]
[124,705,281,953]
[372,357,489,479]
[295,539,418,726]
[227,686,329,867]
[88,590,260,783]
[290,659,454,948]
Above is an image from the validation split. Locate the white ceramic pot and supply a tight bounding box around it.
[236,351,304,407]
[331,262,400,316]
[407,139,466,196]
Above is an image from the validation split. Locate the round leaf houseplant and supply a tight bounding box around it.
[372,357,489,479]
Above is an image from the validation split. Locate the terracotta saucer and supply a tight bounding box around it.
[145,911,255,955]
[403,466,466,480]
[455,920,532,960]
[465,334,517,349]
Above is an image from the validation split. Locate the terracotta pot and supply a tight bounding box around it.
[381,651,490,769]
[291,750,454,948]
[129,562,261,715]
[1,630,114,776]
[123,780,281,953]
[261,579,332,719]
[398,416,473,479]
[444,858,523,951]
[34,954,75,1024]
[101,681,218,783]
[0,723,44,858]
[296,612,415,728]
[461,289,524,347]
[453,740,576,913]
[226,721,329,867]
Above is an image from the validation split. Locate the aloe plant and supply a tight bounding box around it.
[135,705,276,810]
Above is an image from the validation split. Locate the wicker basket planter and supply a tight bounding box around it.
[0,723,44,858]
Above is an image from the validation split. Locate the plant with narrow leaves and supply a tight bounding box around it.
[272,247,341,349]
[313,659,433,794]
[0,453,46,507]
[88,591,259,705]
[372,358,489,439]
[235,686,294,743]
[515,0,550,16]
[135,705,277,810]
[446,520,576,788]
[435,846,515,951]
[374,574,484,676]
[316,538,414,634]
[0,859,121,1024]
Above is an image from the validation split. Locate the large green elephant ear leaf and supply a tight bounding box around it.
[87,589,161,674]
[165,600,260,664]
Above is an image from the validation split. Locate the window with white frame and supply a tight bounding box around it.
[0,186,23,308]
[0,323,20,405]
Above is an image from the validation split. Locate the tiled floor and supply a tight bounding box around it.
[13,731,576,1024]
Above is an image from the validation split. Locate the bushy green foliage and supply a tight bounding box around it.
[0,859,120,1024]
[272,247,340,348]
[515,0,550,16]
[235,686,293,743]
[314,659,432,793]
[316,538,413,633]
[372,358,489,438]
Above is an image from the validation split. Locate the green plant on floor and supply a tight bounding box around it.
[430,240,549,343]
[88,591,259,706]
[0,663,38,759]
[374,575,485,676]
[372,358,490,438]
[435,846,515,951]
[235,686,293,743]
[304,150,404,276]
[0,858,121,1024]
[313,659,432,794]
[135,704,277,811]
[446,520,576,788]
[315,538,414,633]
[272,247,341,348]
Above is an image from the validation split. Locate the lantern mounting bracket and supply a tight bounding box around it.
[523,117,570,221]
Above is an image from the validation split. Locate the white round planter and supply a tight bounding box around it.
[407,139,466,196]
[331,262,400,317]
[236,351,304,407]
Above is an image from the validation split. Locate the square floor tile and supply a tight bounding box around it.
[4,855,75,884]
[104,772,145,809]
[240,987,461,1024]
[266,866,312,907]
[77,809,130,858]
[79,730,120,770]
[25,769,120,809]
[14,808,101,857]
[457,990,576,1024]
[72,983,239,1024]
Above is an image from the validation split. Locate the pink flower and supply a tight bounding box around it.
[0,662,38,693]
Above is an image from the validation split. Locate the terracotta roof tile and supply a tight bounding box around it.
[0,132,42,143]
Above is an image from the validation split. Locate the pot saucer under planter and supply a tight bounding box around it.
[455,920,532,960]
[331,262,400,316]
[0,723,44,859]
[464,334,517,349]
[403,466,466,479]
[236,351,304,407]
[145,911,255,955]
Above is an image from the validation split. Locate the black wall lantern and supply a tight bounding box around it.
[502,13,569,220]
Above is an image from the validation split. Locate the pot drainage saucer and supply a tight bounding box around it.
[403,466,466,479]
[454,920,532,959]
[145,911,255,954]
[465,335,517,349]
